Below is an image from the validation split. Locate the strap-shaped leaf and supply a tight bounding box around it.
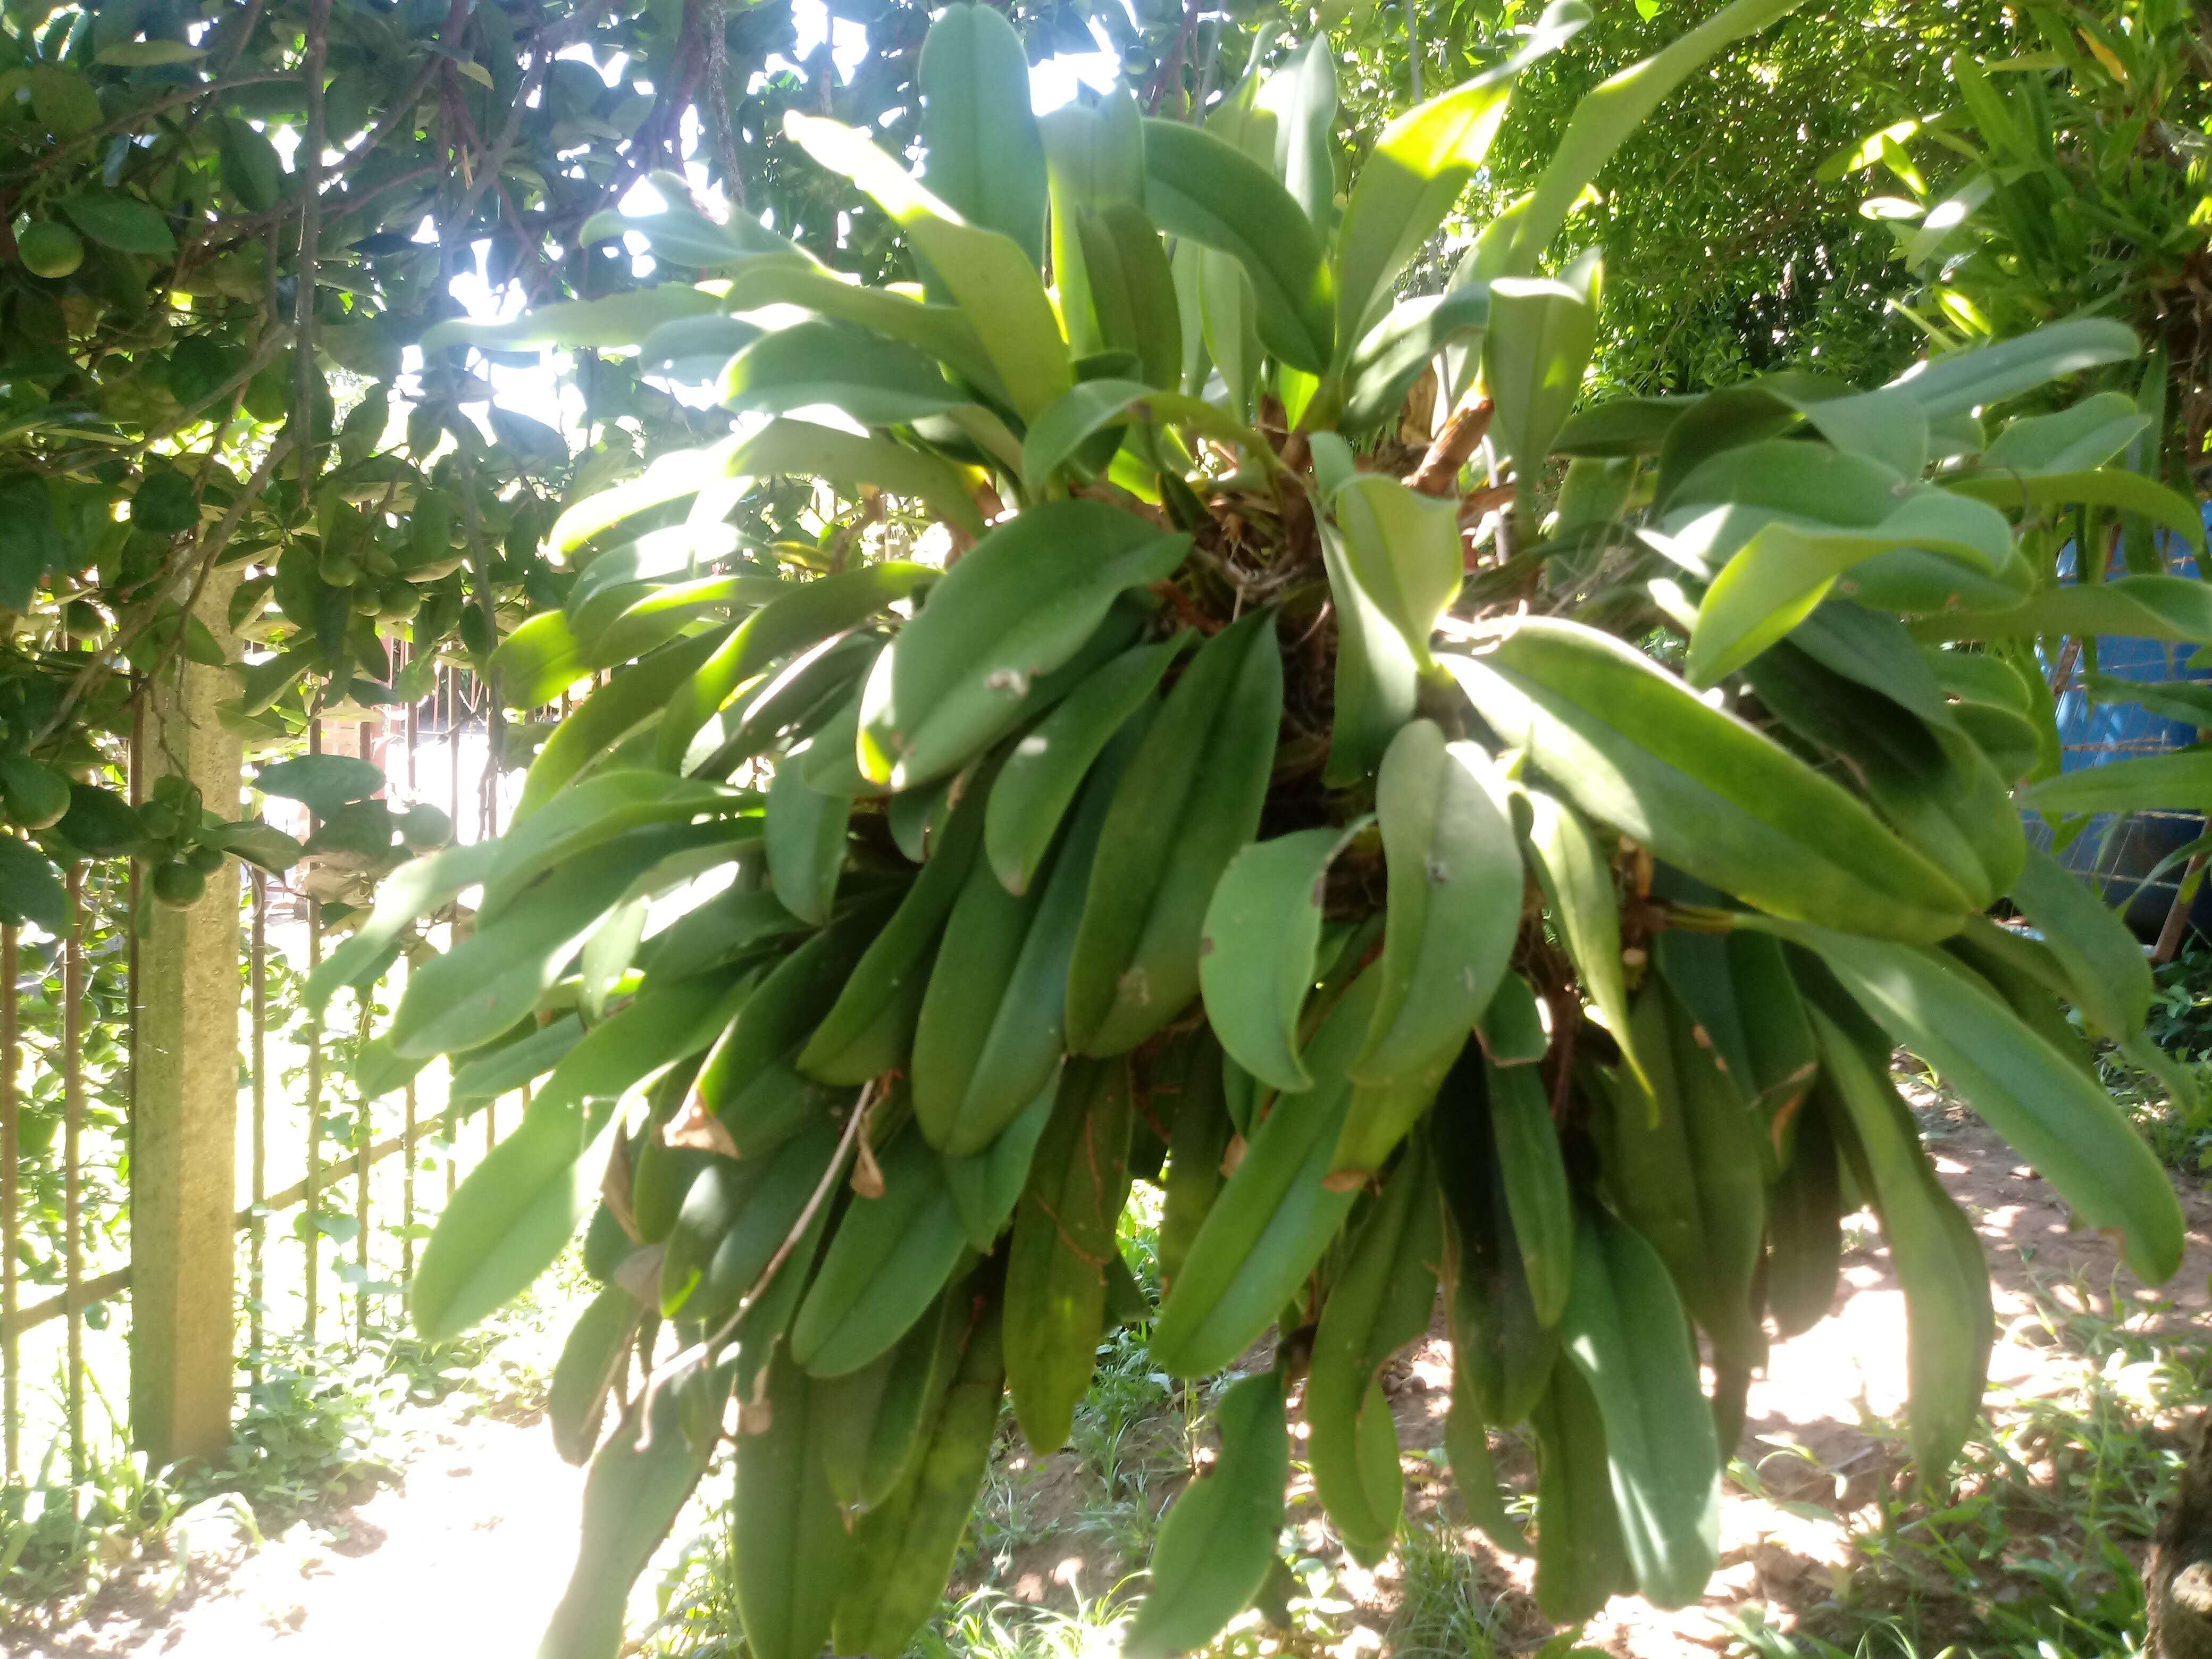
[408,1009,666,1342]
[916,2,1048,271]
[2007,844,2151,1042]
[786,113,1071,420]
[1200,820,1370,1093]
[718,320,976,427]
[539,1386,713,1659]
[1805,1003,1992,1478]
[549,435,745,555]
[579,180,816,272]
[1557,1205,1721,1608]
[1485,253,1601,484]
[1882,316,2138,420]
[1070,205,1182,392]
[1912,574,2212,646]
[724,418,984,540]
[1332,32,1546,348]
[421,286,724,354]
[1020,379,1274,492]
[2018,745,2212,816]
[1505,0,1803,274]
[1322,474,1463,672]
[1945,466,2207,559]
[1523,787,1649,1093]
[1443,619,1973,942]
[1122,1371,1289,1657]
[657,563,932,770]
[1685,489,2016,686]
[1358,722,1521,1083]
[857,503,1186,789]
[1255,36,1339,230]
[722,262,1003,396]
[1981,391,2150,473]
[1342,285,1491,434]
[1320,528,1420,787]
[1746,915,2185,1283]
[1140,118,1334,374]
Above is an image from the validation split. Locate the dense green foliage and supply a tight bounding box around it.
[5,0,2210,1648]
[270,3,2212,1654]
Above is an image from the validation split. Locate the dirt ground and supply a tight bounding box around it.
[13,1097,2211,1659]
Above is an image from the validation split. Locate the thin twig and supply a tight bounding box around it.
[448,0,619,232]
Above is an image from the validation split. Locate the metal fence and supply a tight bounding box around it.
[0,660,543,1487]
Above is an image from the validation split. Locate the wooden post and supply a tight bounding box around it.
[130,567,246,1469]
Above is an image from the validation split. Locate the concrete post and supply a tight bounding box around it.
[130,567,245,1469]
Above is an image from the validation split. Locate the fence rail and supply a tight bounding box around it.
[0,665,543,1485]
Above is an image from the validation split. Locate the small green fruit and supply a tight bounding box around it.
[0,756,71,831]
[152,859,206,909]
[317,546,361,587]
[61,600,106,642]
[184,843,226,875]
[18,221,83,280]
[397,802,453,851]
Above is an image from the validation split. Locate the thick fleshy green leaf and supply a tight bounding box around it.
[2007,844,2151,1041]
[1945,467,2207,559]
[724,418,984,540]
[1485,252,1601,484]
[1069,205,1182,392]
[1122,1371,1289,1658]
[657,564,932,770]
[1981,392,2150,474]
[1020,379,1273,492]
[1744,916,2184,1284]
[1331,18,1572,347]
[1140,119,1333,374]
[1200,821,1369,1093]
[1882,317,2138,421]
[1505,0,1803,274]
[1444,619,1973,942]
[857,505,1185,789]
[492,610,588,709]
[1559,1206,1721,1608]
[1256,37,1340,230]
[1685,489,2015,686]
[1322,474,1463,670]
[422,287,724,354]
[1914,576,2212,646]
[917,3,1048,272]
[786,113,1071,420]
[1359,722,1521,1082]
[2018,747,2212,817]
[1343,285,1491,434]
[722,262,1002,395]
[718,320,974,427]
[579,180,815,272]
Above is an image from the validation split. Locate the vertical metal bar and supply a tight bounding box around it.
[250,868,267,1381]
[448,671,472,1169]
[448,669,462,843]
[1,924,18,1484]
[304,719,323,1345]
[62,867,84,1480]
[403,647,420,1280]
[355,713,372,1347]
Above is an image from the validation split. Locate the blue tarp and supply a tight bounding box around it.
[2033,520,2212,932]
